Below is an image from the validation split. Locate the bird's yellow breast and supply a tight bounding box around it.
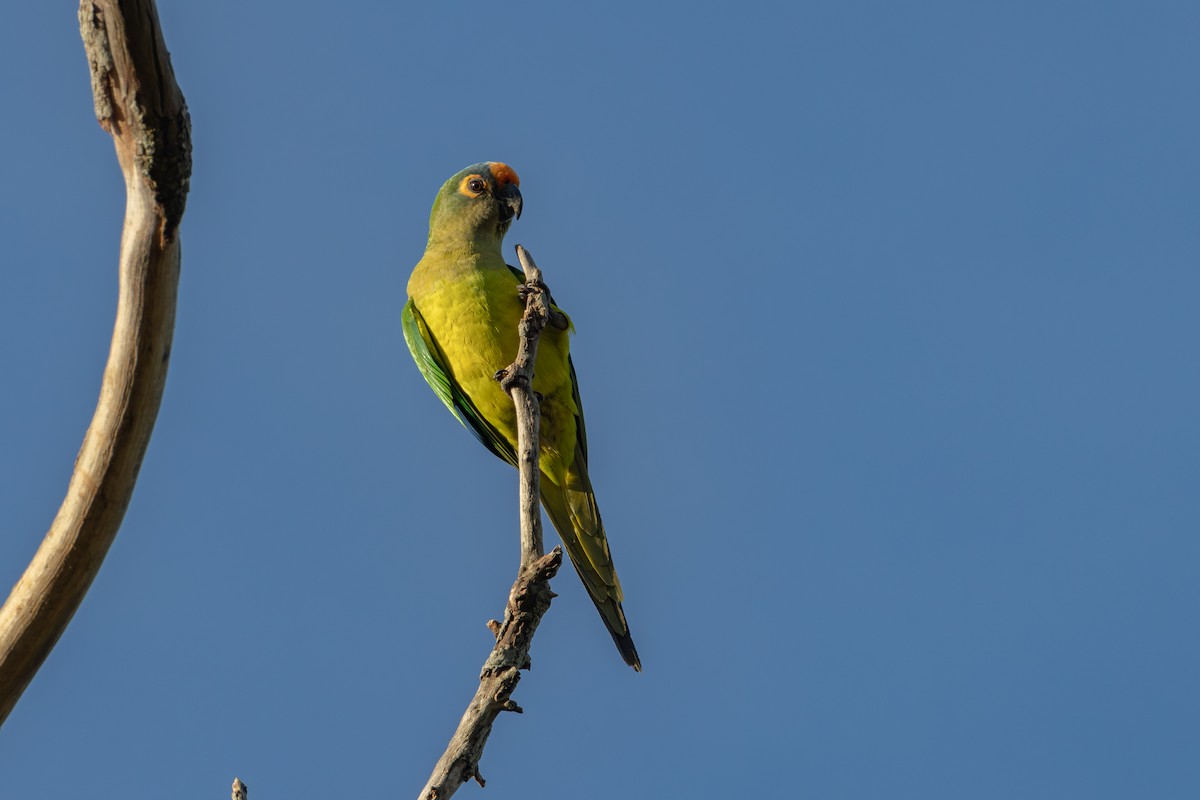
[407,250,578,478]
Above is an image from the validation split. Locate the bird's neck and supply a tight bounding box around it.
[424,230,506,262]
[426,209,511,257]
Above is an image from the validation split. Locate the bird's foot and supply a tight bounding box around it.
[547,309,570,330]
[516,281,545,304]
[496,365,533,395]
[517,282,569,330]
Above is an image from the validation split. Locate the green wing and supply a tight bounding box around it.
[401,298,517,466]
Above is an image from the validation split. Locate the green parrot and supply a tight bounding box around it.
[402,162,641,671]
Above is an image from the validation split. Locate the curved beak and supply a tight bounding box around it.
[498,184,523,223]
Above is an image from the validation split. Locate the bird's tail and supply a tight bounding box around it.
[540,468,641,671]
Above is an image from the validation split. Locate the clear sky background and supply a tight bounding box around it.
[1,2,1197,798]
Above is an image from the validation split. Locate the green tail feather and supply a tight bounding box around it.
[540,475,642,671]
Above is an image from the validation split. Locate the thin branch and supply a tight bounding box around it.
[0,0,190,726]
[418,245,562,800]
[502,245,552,566]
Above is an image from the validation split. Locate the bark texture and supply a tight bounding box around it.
[0,0,189,726]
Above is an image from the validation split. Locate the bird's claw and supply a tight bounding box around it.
[517,281,547,303]
[518,282,568,329]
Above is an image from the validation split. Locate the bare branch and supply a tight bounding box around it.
[417,549,561,800]
[418,245,562,800]
[500,245,552,565]
[0,0,190,726]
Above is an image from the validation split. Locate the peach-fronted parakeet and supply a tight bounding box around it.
[402,162,640,671]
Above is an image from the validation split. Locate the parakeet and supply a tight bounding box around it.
[402,162,641,671]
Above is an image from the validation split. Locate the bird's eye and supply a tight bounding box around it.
[468,178,486,194]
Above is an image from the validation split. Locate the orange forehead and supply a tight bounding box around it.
[488,162,520,187]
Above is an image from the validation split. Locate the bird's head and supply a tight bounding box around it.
[427,162,523,252]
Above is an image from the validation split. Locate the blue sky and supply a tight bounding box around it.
[1,2,1197,797]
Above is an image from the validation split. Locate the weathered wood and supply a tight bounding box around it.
[0,0,190,726]
[418,245,561,800]
[501,245,553,567]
